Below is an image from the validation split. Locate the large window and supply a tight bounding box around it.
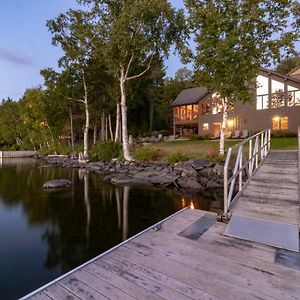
[272,116,288,130]
[256,75,269,110]
[287,85,300,106]
[211,93,222,114]
[201,101,210,115]
[271,79,285,108]
[174,105,198,122]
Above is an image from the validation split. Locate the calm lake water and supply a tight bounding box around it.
[0,158,221,299]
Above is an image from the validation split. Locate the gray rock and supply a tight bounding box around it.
[43,179,71,189]
[177,178,205,190]
[192,159,215,170]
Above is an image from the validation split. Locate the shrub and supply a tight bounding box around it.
[134,148,158,161]
[189,134,204,141]
[89,141,122,161]
[271,131,297,138]
[166,152,188,163]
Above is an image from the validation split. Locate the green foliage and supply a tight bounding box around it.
[134,148,159,162]
[186,0,300,103]
[189,134,204,141]
[89,141,122,161]
[166,152,188,163]
[271,131,297,138]
[275,55,300,75]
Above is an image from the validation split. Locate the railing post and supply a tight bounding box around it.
[249,139,252,175]
[224,165,228,215]
[239,145,243,191]
[260,132,264,160]
[255,136,259,168]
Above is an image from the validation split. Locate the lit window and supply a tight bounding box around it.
[272,116,288,130]
[203,123,209,131]
[193,105,198,120]
[272,116,280,130]
[201,101,210,115]
[281,117,288,130]
[187,105,192,120]
[227,119,235,129]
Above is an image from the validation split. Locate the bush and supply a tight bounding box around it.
[271,131,297,138]
[89,141,122,161]
[166,152,189,163]
[189,134,204,141]
[134,148,159,161]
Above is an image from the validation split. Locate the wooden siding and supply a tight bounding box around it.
[173,69,300,135]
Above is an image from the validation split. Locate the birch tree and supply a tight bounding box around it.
[185,0,300,155]
[78,0,187,161]
[47,10,95,158]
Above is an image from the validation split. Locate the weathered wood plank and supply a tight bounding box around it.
[95,256,194,300]
[59,275,109,300]
[74,269,138,300]
[29,292,52,300]
[85,262,165,300]
[43,283,81,300]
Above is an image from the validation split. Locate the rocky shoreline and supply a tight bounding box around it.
[43,156,226,194]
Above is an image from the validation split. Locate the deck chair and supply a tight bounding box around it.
[240,130,249,139]
[232,130,240,139]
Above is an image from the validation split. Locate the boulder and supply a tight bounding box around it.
[191,159,215,170]
[43,179,71,189]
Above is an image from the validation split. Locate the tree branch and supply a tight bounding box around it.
[126,55,153,81]
[125,55,134,78]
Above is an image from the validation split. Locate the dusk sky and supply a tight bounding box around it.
[0,0,186,101]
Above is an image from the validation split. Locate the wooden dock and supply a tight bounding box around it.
[22,206,300,300]
[0,150,38,158]
[230,151,299,225]
[224,150,299,252]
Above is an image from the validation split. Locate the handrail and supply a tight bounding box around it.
[223,129,271,219]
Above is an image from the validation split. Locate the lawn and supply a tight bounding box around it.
[138,137,298,162]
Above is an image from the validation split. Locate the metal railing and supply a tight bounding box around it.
[223,129,271,219]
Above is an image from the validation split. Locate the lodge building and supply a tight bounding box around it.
[171,67,300,137]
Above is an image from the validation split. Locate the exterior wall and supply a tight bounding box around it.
[197,70,300,135]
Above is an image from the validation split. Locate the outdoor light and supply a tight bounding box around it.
[227,119,234,127]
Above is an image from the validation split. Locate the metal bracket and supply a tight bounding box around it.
[217,211,232,223]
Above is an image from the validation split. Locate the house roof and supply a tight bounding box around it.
[171,67,300,107]
[171,87,209,107]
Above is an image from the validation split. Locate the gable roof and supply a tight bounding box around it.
[171,67,300,107]
[171,87,210,107]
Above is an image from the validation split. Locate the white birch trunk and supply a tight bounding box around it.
[220,98,228,156]
[115,103,121,142]
[120,68,133,161]
[83,76,89,159]
[108,113,114,141]
[101,111,105,141]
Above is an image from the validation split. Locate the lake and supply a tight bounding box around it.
[0,158,221,299]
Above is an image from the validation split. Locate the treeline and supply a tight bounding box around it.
[0,0,194,157]
[1,0,299,159]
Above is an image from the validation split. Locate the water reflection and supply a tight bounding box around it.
[0,158,221,300]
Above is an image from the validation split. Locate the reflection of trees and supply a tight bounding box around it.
[0,161,218,276]
[271,90,285,108]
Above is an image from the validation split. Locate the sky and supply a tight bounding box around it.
[0,0,187,101]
